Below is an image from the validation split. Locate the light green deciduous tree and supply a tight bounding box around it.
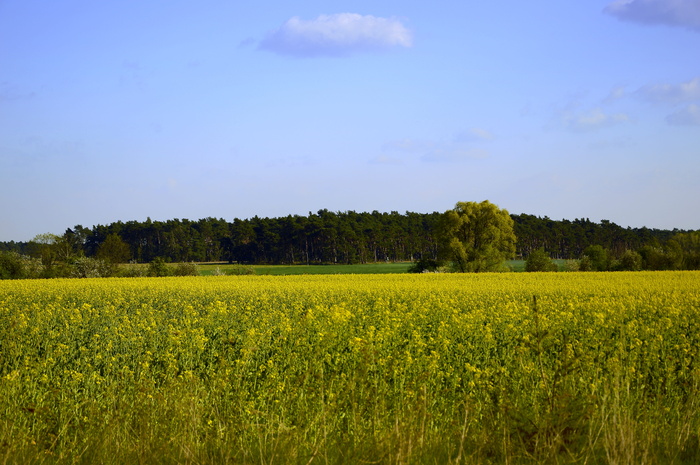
[438,200,516,272]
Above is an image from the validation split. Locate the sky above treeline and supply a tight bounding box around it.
[1,0,699,241]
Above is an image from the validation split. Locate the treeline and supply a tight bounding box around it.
[1,211,442,266]
[0,209,696,270]
[0,210,690,263]
[87,210,443,264]
[512,214,682,258]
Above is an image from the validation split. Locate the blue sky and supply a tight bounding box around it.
[1,0,699,241]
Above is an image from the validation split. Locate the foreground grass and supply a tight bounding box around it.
[1,272,699,464]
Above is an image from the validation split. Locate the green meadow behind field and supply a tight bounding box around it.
[198,262,414,275]
[197,260,563,275]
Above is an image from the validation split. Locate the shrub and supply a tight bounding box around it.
[525,248,558,272]
[578,256,593,271]
[116,261,146,277]
[39,262,73,279]
[225,265,256,276]
[173,262,199,277]
[408,258,443,273]
[147,257,172,277]
[618,250,642,271]
[639,244,683,270]
[582,245,609,271]
[71,257,114,278]
[0,251,26,279]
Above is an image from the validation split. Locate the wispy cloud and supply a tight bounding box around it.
[603,86,627,104]
[637,76,700,104]
[634,76,700,124]
[666,104,700,125]
[381,138,432,153]
[259,13,413,57]
[455,128,495,142]
[382,128,493,163]
[568,108,630,131]
[604,0,700,31]
[369,154,403,165]
[421,148,489,163]
[557,105,630,132]
[0,81,36,102]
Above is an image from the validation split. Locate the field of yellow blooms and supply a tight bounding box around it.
[1,271,699,464]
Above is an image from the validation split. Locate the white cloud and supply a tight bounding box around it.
[259,13,413,57]
[604,0,700,31]
[666,104,700,125]
[637,77,700,104]
[563,108,630,132]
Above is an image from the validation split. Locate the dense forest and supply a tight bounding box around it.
[0,210,691,267]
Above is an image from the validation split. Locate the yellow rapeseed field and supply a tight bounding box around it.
[1,271,699,464]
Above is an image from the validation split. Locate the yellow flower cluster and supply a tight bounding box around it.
[0,271,699,461]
